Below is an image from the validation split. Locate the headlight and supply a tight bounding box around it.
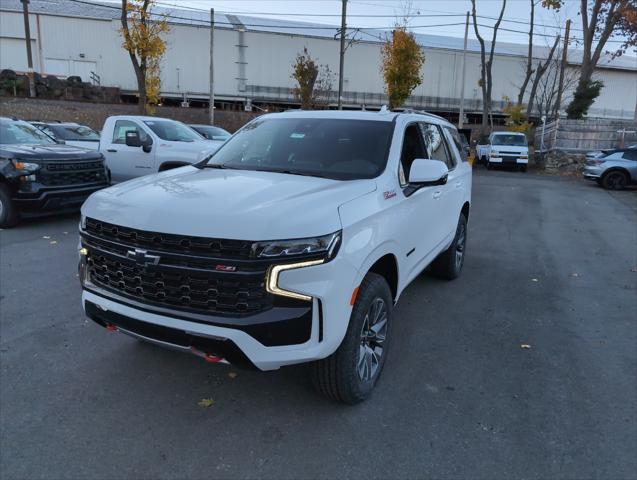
[251,231,341,260]
[519,155,528,159]
[80,215,87,231]
[490,151,499,157]
[11,159,40,173]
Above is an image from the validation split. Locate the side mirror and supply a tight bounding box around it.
[409,159,449,186]
[125,131,142,147]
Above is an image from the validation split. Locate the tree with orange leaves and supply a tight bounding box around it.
[120,0,170,114]
[380,27,425,110]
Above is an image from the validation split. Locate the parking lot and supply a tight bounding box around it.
[1,170,636,479]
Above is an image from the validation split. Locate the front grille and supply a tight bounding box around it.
[82,218,276,317]
[38,161,107,187]
[85,217,252,259]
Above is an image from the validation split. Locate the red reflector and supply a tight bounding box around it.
[106,324,117,332]
[204,354,224,363]
[350,286,360,306]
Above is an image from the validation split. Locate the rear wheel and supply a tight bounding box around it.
[601,170,629,190]
[431,214,467,280]
[0,183,19,228]
[311,272,392,404]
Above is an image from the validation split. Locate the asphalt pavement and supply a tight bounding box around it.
[1,170,636,480]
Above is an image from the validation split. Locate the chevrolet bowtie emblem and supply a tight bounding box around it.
[126,248,160,266]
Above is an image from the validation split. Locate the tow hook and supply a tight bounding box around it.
[105,323,117,332]
[190,346,225,363]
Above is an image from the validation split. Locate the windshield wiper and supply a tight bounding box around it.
[256,168,326,178]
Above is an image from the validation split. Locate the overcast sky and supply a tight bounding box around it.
[146,0,593,48]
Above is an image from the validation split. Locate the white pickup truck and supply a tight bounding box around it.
[99,116,223,182]
[477,131,529,171]
[79,110,472,403]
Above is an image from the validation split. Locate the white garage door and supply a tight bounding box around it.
[0,38,38,72]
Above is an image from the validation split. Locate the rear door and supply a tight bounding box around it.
[102,120,154,182]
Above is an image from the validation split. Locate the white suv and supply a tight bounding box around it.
[79,110,472,403]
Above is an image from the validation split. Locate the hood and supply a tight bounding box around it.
[82,167,376,240]
[0,143,103,161]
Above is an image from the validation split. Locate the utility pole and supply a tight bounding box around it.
[337,0,347,110]
[554,19,570,119]
[209,8,215,124]
[21,0,36,98]
[458,11,470,129]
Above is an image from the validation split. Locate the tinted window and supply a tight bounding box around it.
[206,118,394,181]
[144,120,201,142]
[52,125,100,141]
[399,124,427,186]
[491,134,527,146]
[420,123,455,169]
[112,120,151,145]
[0,119,55,145]
[444,126,467,162]
[622,150,637,161]
[192,125,230,140]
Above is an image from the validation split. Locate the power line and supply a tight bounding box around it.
[63,0,628,45]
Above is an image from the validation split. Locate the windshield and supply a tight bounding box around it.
[492,134,527,146]
[144,120,202,142]
[52,125,100,141]
[205,117,394,180]
[193,125,230,140]
[0,119,56,145]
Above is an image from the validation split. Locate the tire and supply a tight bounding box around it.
[519,165,527,172]
[431,214,467,280]
[311,272,393,404]
[0,183,19,228]
[601,170,629,190]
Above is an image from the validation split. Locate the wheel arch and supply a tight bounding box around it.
[367,253,399,302]
[461,201,470,221]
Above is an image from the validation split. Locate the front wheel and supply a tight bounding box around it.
[601,170,629,190]
[311,272,393,404]
[0,183,19,228]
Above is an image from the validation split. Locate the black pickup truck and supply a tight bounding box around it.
[0,117,109,227]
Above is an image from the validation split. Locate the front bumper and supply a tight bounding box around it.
[582,166,603,180]
[488,156,528,164]
[80,252,358,371]
[13,183,108,213]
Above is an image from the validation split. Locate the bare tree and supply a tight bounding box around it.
[517,0,537,106]
[471,0,507,133]
[525,34,560,120]
[534,54,578,121]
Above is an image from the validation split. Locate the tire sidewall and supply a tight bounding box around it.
[339,274,393,402]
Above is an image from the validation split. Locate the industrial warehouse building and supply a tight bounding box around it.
[1,0,636,121]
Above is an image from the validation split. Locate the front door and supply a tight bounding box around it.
[103,119,154,182]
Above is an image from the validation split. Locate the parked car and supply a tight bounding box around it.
[189,124,231,142]
[586,143,636,160]
[31,121,101,150]
[79,110,472,403]
[477,131,529,171]
[583,148,637,190]
[0,117,109,227]
[98,116,221,182]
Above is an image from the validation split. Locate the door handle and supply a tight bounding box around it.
[107,149,117,153]
[433,191,442,199]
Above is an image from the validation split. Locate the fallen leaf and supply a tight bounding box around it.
[198,398,214,408]
[228,372,237,379]
[63,231,68,235]
[50,240,58,245]
[571,273,579,277]
[531,278,539,282]
[42,235,51,239]
[520,344,531,349]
